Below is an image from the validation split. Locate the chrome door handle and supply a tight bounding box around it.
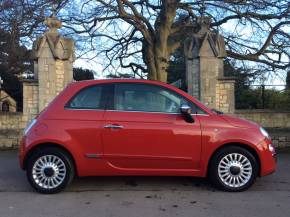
[104,124,124,129]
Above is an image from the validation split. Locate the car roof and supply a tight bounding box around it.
[68,78,179,92]
[38,78,214,120]
[71,79,167,86]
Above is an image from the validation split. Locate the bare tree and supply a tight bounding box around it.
[62,0,289,82]
[0,0,68,74]
[1,0,289,81]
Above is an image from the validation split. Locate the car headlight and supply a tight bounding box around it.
[268,143,276,154]
[260,127,270,139]
[24,119,37,135]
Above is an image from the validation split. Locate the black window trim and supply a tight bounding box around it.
[63,82,208,115]
[64,83,113,111]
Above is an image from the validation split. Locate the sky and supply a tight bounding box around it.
[46,0,289,87]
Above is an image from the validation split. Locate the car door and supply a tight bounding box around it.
[102,83,202,171]
[62,84,110,158]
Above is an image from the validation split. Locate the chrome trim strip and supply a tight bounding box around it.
[104,124,124,129]
[85,153,101,158]
[105,109,209,116]
[64,107,209,116]
[64,107,105,111]
[193,114,210,116]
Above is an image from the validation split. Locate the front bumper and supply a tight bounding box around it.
[258,138,277,176]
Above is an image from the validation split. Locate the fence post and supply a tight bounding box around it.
[261,84,265,109]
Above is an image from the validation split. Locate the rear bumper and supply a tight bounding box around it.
[18,137,26,170]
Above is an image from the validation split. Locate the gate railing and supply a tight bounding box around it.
[235,84,290,110]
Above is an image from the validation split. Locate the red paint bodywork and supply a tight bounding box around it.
[19,79,276,178]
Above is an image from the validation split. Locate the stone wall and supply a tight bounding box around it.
[0,113,24,149]
[0,112,25,130]
[235,110,290,128]
[235,110,290,148]
[0,129,23,149]
[269,128,290,149]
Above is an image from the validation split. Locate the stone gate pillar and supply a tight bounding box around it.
[184,17,235,113]
[32,15,75,111]
[22,80,38,123]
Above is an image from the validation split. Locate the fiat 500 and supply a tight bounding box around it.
[19,79,276,193]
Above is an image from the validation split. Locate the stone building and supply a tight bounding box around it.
[0,90,17,112]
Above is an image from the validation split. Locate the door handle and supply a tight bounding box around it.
[104,124,124,129]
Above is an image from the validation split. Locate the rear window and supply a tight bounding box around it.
[66,85,104,109]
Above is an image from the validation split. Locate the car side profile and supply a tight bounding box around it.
[19,79,276,193]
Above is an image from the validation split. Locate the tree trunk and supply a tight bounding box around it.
[143,0,179,83]
[143,43,169,83]
[287,71,290,90]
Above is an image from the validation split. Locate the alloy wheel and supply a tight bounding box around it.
[218,153,252,188]
[32,155,67,189]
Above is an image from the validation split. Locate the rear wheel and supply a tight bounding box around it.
[26,147,75,194]
[209,146,259,192]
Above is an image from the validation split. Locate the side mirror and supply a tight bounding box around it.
[180,104,194,123]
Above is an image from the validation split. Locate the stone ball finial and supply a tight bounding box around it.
[198,16,211,27]
[195,16,212,35]
[44,15,62,33]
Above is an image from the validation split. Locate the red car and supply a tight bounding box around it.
[19,79,276,193]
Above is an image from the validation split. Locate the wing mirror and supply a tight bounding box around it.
[180,104,194,123]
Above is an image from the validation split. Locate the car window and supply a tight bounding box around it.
[66,85,104,109]
[114,83,206,114]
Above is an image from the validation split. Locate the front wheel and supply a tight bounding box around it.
[209,146,259,192]
[26,147,75,194]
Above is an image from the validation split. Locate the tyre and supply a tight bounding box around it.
[208,146,259,192]
[26,147,75,194]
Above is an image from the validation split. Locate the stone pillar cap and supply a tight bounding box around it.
[44,15,62,34]
[31,15,75,61]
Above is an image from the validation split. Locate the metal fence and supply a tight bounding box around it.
[235,84,290,110]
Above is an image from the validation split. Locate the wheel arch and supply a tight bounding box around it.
[206,142,261,177]
[23,143,78,176]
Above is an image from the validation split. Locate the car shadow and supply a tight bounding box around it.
[1,151,290,193]
[67,176,215,192]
